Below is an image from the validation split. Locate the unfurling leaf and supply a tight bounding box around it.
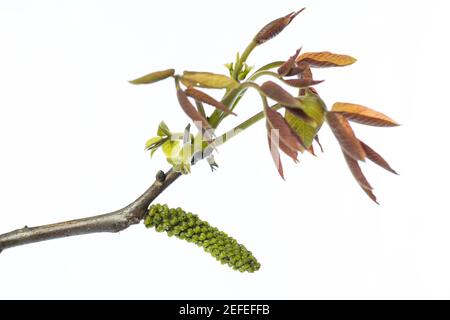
[267,128,284,179]
[297,92,327,124]
[185,87,236,116]
[359,140,398,174]
[331,103,399,127]
[181,71,239,90]
[254,8,305,45]
[278,48,302,76]
[176,89,213,137]
[167,142,192,174]
[297,52,357,68]
[157,121,171,137]
[238,63,254,81]
[260,81,301,108]
[129,69,175,85]
[298,62,313,79]
[326,112,366,161]
[145,136,163,150]
[265,106,305,155]
[284,78,324,88]
[342,151,378,204]
[284,109,319,148]
[162,140,181,158]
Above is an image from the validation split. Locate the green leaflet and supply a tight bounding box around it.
[166,143,192,174]
[145,204,261,273]
[181,71,239,90]
[298,92,327,124]
[284,92,327,148]
[129,69,175,85]
[162,140,180,158]
[145,136,163,150]
[285,110,317,148]
[157,121,171,137]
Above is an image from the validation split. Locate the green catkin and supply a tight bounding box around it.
[144,204,261,273]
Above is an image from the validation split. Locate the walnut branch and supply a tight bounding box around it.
[0,169,180,253]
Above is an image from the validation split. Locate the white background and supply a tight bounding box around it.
[0,0,449,299]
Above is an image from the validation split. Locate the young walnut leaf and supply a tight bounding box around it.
[358,140,398,174]
[182,71,239,90]
[299,91,327,121]
[254,8,305,45]
[265,106,305,155]
[285,110,317,148]
[342,151,372,190]
[267,128,285,179]
[284,78,324,88]
[145,136,164,151]
[157,121,171,137]
[129,69,175,84]
[260,81,301,108]
[176,89,213,138]
[277,48,302,76]
[332,103,399,127]
[298,62,313,79]
[278,139,299,163]
[326,112,366,161]
[342,151,378,204]
[297,52,357,68]
[185,87,236,116]
[162,140,181,158]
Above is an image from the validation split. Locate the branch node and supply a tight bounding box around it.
[155,170,166,182]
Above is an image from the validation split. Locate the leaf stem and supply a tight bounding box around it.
[212,104,281,148]
[209,81,260,128]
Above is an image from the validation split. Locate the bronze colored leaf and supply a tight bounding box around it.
[285,67,302,77]
[176,89,212,137]
[326,112,366,161]
[297,52,357,68]
[261,81,301,108]
[265,106,305,154]
[298,62,313,79]
[332,103,399,127]
[277,48,302,76]
[267,128,285,179]
[343,151,379,204]
[362,187,379,205]
[342,151,373,191]
[182,71,239,90]
[359,140,398,174]
[254,8,305,45]
[308,87,319,95]
[284,78,324,88]
[297,63,313,95]
[129,69,175,85]
[185,87,237,116]
[279,139,299,163]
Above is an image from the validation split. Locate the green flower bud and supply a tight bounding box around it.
[144,204,261,273]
